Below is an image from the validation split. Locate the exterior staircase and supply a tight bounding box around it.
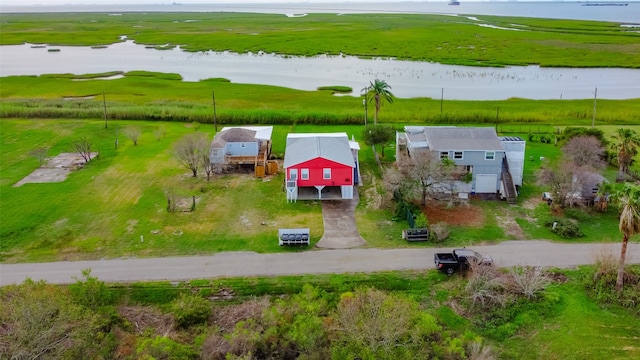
[501,157,518,204]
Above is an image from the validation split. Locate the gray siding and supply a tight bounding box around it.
[446,150,504,174]
[226,142,259,156]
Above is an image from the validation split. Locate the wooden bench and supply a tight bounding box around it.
[278,228,310,246]
[402,228,430,242]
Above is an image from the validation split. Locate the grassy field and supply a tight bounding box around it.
[1,12,639,68]
[1,119,637,263]
[2,73,640,125]
[0,120,327,262]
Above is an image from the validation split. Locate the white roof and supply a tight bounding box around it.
[284,133,355,168]
[220,126,273,140]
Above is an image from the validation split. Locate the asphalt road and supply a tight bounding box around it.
[1,240,639,285]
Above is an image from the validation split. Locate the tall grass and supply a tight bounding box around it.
[2,73,640,125]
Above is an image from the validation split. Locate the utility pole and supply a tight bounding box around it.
[440,87,443,113]
[212,89,218,132]
[362,85,369,128]
[103,91,108,129]
[496,106,500,132]
[592,87,597,129]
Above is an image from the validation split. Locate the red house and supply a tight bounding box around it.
[283,133,360,202]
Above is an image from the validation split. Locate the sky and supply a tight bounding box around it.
[5,0,400,5]
[0,0,499,6]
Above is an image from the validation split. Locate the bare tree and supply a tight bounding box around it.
[537,160,588,208]
[29,147,49,166]
[381,165,415,210]
[173,133,209,177]
[200,142,215,181]
[123,126,142,145]
[562,135,605,169]
[153,126,166,141]
[400,150,454,206]
[72,137,92,163]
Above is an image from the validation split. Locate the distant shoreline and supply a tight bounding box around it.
[1,2,639,22]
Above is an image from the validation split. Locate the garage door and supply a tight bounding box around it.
[475,174,497,193]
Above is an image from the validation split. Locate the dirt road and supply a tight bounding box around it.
[1,241,638,285]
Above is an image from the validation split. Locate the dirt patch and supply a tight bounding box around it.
[423,202,485,227]
[14,152,98,187]
[496,215,524,238]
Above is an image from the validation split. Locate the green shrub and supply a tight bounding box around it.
[68,269,116,309]
[583,265,640,315]
[136,335,197,359]
[544,218,584,238]
[171,293,212,328]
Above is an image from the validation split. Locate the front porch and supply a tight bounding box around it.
[286,185,354,202]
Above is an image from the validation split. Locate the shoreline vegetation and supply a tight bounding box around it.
[1,12,639,68]
[2,72,639,125]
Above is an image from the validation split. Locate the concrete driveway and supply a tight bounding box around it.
[315,191,367,249]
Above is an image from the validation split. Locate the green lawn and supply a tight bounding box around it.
[0,120,327,262]
[2,120,637,263]
[500,275,640,359]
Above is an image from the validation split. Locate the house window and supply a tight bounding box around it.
[323,168,331,180]
[289,169,298,180]
[454,151,463,160]
[301,168,309,180]
[485,151,495,160]
[440,151,449,160]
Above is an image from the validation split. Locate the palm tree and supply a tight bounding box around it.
[612,183,640,292]
[367,79,394,126]
[611,128,640,182]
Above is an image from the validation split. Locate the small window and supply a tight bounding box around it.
[454,151,463,160]
[485,151,495,160]
[440,151,449,160]
[301,168,309,180]
[289,169,298,180]
[466,165,473,173]
[323,168,331,180]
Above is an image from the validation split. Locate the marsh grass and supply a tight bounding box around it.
[2,73,640,126]
[1,13,638,68]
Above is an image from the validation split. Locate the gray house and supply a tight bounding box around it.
[397,126,524,203]
[209,126,273,175]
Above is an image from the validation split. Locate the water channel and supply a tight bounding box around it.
[1,40,639,100]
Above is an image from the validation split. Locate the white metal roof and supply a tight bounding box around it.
[220,126,273,141]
